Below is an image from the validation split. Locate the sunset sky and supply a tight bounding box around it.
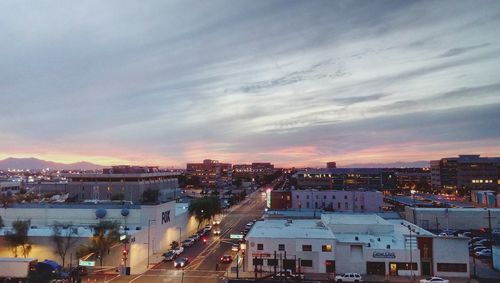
[1,0,500,168]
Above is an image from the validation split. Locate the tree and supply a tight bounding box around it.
[87,221,120,266]
[0,215,4,228]
[170,241,179,250]
[188,196,221,228]
[52,222,79,267]
[5,219,31,258]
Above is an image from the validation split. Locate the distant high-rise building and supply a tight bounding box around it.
[326,162,337,169]
[233,162,275,180]
[186,159,232,188]
[430,155,500,194]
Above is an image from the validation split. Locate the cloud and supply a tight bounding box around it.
[1,0,500,167]
[438,43,491,58]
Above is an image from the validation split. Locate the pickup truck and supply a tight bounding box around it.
[273,269,304,280]
[334,273,362,282]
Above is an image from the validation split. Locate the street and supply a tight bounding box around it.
[110,187,268,283]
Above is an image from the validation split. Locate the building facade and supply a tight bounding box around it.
[0,201,199,275]
[431,155,500,193]
[245,214,469,278]
[186,159,232,188]
[270,190,383,212]
[233,162,275,180]
[63,166,179,202]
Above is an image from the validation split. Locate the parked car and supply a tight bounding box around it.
[220,255,232,263]
[474,239,491,247]
[173,246,184,255]
[459,231,472,238]
[174,257,189,268]
[273,269,303,280]
[204,225,212,231]
[231,244,240,252]
[189,234,200,241]
[475,249,492,258]
[197,229,207,236]
[181,239,195,247]
[471,237,487,243]
[334,273,362,282]
[419,277,449,283]
[163,251,177,261]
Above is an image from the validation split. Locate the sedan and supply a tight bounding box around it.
[173,246,184,255]
[174,257,189,268]
[475,249,492,258]
[420,277,449,283]
[220,255,232,263]
[162,251,177,261]
[181,239,195,247]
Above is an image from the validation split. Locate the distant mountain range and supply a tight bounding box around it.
[343,160,429,168]
[0,157,105,170]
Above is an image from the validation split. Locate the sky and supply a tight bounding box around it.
[1,0,500,168]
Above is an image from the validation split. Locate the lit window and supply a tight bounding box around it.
[322,245,332,252]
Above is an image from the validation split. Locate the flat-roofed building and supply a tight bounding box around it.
[245,214,469,279]
[62,166,179,202]
[186,159,232,188]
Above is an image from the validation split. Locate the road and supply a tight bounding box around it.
[110,187,268,283]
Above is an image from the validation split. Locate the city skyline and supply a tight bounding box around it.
[1,0,500,168]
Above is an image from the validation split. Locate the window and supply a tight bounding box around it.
[322,245,332,252]
[301,259,313,267]
[437,263,467,272]
[396,263,418,270]
[332,195,336,199]
[257,244,263,250]
[253,258,263,265]
[302,245,312,251]
[267,259,278,266]
[296,195,299,199]
[344,195,348,199]
[338,202,341,209]
[323,195,327,199]
[345,202,348,209]
[278,244,285,251]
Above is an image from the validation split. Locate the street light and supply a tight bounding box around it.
[147,219,156,268]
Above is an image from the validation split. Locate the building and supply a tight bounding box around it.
[0,201,199,275]
[294,168,384,190]
[431,155,500,193]
[403,207,500,231]
[394,168,431,191]
[62,166,180,202]
[270,190,383,212]
[233,162,275,180]
[245,214,469,278]
[326,162,337,169]
[186,159,232,188]
[0,180,22,196]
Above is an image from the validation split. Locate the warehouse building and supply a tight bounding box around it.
[245,214,469,279]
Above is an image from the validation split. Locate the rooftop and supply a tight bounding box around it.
[247,219,335,239]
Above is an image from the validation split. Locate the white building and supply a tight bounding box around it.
[245,214,469,279]
[0,201,199,275]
